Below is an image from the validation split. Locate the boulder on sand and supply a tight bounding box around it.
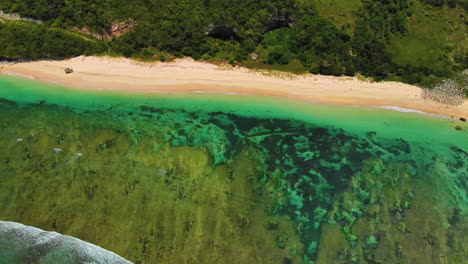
[64,68,73,74]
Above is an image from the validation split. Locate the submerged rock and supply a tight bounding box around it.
[455,125,462,130]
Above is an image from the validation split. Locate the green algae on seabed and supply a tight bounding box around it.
[0,75,467,264]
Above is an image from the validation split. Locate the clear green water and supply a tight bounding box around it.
[0,75,466,264]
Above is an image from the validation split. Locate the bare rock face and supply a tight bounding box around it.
[73,27,107,40]
[110,19,136,38]
[72,19,136,41]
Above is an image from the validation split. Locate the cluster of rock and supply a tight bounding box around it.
[422,74,466,106]
[138,105,456,263]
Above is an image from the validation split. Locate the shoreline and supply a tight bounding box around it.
[1,56,467,118]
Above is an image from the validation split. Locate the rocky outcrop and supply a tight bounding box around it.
[73,27,108,40]
[73,19,136,41]
[110,19,136,38]
[261,16,294,34]
[204,24,237,40]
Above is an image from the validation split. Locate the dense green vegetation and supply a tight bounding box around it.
[352,0,411,77]
[0,0,466,87]
[418,0,466,8]
[314,0,467,86]
[0,20,106,60]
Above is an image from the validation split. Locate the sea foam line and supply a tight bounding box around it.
[376,105,448,118]
[2,72,36,79]
[378,106,427,114]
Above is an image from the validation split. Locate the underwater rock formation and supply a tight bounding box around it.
[0,96,466,264]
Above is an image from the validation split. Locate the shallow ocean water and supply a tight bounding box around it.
[0,75,467,264]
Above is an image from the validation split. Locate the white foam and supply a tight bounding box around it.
[377,106,427,114]
[95,88,116,91]
[2,72,35,79]
[376,105,449,119]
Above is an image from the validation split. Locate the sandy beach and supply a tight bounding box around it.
[1,56,467,117]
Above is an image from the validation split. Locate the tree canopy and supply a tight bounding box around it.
[0,0,465,85]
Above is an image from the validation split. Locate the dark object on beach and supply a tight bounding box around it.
[65,68,73,74]
[455,125,462,131]
[460,117,466,122]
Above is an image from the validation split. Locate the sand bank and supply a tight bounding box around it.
[1,56,467,117]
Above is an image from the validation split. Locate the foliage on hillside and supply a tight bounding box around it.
[314,0,467,86]
[418,0,467,8]
[0,20,106,60]
[352,0,411,78]
[0,0,465,87]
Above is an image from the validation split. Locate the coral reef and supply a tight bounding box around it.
[0,96,466,264]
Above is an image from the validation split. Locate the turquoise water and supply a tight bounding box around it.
[0,75,466,264]
[1,76,466,146]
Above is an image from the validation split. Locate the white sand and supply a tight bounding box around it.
[1,56,467,117]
